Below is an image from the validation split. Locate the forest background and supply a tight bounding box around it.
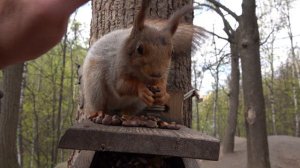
[0,0,300,167]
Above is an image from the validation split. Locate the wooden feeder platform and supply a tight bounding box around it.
[59,91,220,167]
[59,120,219,160]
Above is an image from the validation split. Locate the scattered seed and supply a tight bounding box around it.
[145,120,158,128]
[112,115,122,126]
[95,115,103,124]
[91,113,179,130]
[88,112,99,120]
[102,115,112,125]
[158,121,169,129]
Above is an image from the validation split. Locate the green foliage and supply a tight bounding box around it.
[192,89,231,139]
[192,59,300,139]
[18,22,88,168]
[263,62,299,135]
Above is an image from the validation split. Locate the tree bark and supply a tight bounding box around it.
[291,61,299,136]
[90,0,193,127]
[17,64,27,168]
[0,63,24,168]
[211,33,219,137]
[239,0,271,168]
[51,57,58,168]
[223,31,240,153]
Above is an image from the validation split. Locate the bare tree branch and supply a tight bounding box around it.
[203,52,230,71]
[195,2,235,40]
[260,27,276,46]
[206,0,239,21]
[213,6,235,38]
[204,29,229,41]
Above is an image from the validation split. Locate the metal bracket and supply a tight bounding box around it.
[184,89,202,102]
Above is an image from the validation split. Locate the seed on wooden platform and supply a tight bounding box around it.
[140,115,148,120]
[138,120,147,127]
[102,115,112,125]
[166,122,180,130]
[157,121,180,130]
[158,121,169,129]
[95,115,103,124]
[112,115,122,126]
[121,114,132,121]
[88,112,99,120]
[145,120,158,128]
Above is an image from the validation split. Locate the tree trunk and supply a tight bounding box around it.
[17,64,27,168]
[239,0,271,168]
[270,62,276,135]
[291,62,299,136]
[0,63,24,168]
[51,57,58,167]
[212,75,219,137]
[90,0,193,127]
[211,31,219,137]
[223,31,240,153]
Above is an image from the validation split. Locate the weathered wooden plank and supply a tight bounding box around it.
[59,120,220,160]
[163,91,184,124]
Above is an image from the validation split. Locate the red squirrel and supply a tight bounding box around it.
[82,0,204,117]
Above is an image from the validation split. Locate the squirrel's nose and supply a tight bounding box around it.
[150,72,162,78]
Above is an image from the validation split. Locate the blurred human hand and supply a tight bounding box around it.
[0,0,89,68]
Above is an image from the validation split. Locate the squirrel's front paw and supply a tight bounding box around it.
[148,85,170,105]
[154,89,170,105]
[138,84,155,106]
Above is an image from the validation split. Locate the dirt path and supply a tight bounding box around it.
[200,136,300,168]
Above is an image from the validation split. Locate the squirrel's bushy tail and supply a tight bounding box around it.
[146,20,206,56]
[145,2,206,56]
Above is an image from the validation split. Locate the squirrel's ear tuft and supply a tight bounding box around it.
[162,4,193,36]
[131,0,150,37]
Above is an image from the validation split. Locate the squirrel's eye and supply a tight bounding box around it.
[136,43,144,55]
